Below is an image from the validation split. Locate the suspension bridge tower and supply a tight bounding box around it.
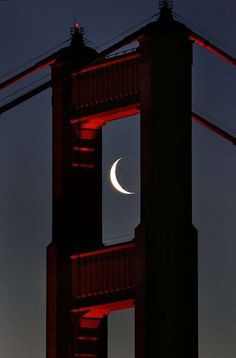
[46,1,198,357]
[0,1,235,357]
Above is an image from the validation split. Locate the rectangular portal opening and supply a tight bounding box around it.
[108,308,135,358]
[102,115,140,245]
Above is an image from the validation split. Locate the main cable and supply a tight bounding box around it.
[0,12,157,84]
[173,11,236,56]
[97,12,159,50]
[0,38,70,81]
[0,73,51,104]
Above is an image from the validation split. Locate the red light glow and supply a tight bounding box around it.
[71,242,135,260]
[72,163,94,169]
[77,336,98,342]
[189,32,236,66]
[71,299,135,316]
[73,146,95,152]
[192,113,236,145]
[77,53,140,75]
[75,128,99,140]
[79,317,103,328]
[70,103,140,128]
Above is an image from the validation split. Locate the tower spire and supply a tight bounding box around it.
[159,0,173,9]
[70,19,85,48]
[158,0,174,22]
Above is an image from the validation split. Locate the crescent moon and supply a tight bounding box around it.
[110,158,134,195]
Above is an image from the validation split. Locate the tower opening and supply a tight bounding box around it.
[108,308,135,358]
[102,115,140,245]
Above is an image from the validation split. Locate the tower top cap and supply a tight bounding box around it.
[70,19,84,37]
[70,18,85,49]
[158,0,174,23]
[159,0,173,9]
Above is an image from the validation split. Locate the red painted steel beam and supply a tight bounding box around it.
[0,53,56,92]
[2,25,235,97]
[71,242,135,260]
[71,299,135,315]
[68,28,144,80]
[192,112,236,145]
[0,80,235,147]
[189,32,236,66]
[70,103,140,128]
[79,52,140,74]
[0,50,140,115]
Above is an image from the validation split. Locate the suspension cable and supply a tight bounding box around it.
[0,39,70,81]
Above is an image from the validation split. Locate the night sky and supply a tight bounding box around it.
[0,0,235,357]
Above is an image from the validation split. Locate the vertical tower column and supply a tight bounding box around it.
[46,26,107,358]
[136,6,198,358]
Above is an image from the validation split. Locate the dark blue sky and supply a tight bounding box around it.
[0,1,235,357]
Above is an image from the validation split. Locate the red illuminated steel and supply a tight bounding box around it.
[0,32,235,148]
[0,53,56,92]
[70,103,140,129]
[71,52,140,113]
[189,32,236,66]
[70,49,236,147]
[192,112,236,145]
[71,242,135,299]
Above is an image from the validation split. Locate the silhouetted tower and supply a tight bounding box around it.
[46,3,198,357]
[0,0,234,356]
[47,24,107,358]
[136,2,198,357]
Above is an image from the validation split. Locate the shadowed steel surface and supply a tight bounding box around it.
[71,52,140,116]
[0,3,233,357]
[71,243,135,299]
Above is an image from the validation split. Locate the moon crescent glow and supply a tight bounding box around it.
[110,158,134,195]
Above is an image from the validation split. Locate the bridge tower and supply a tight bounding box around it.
[46,3,198,357]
